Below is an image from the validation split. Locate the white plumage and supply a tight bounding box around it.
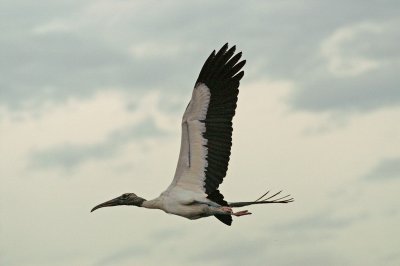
[168,83,211,192]
[91,43,293,226]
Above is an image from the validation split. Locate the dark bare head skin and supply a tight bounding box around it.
[91,193,146,212]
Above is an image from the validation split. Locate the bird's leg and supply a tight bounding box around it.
[211,206,233,216]
[220,206,233,213]
[217,206,252,217]
[196,200,252,217]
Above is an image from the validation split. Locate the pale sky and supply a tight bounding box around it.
[1,1,399,265]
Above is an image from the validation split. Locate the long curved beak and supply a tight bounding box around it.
[91,196,121,212]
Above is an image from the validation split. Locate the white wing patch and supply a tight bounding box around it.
[164,83,210,196]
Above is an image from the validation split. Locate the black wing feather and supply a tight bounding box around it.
[195,43,245,226]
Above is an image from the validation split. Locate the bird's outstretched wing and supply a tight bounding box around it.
[165,44,245,225]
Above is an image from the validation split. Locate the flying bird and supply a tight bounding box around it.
[91,43,293,226]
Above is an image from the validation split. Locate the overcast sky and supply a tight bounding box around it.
[1,1,399,265]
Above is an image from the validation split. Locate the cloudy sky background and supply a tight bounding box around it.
[1,0,399,265]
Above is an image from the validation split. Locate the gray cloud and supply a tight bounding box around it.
[291,64,400,112]
[383,252,400,265]
[2,0,399,114]
[94,245,149,266]
[192,237,267,266]
[0,31,179,110]
[149,227,187,241]
[273,210,365,232]
[29,118,169,170]
[290,19,400,112]
[191,217,350,266]
[365,157,400,180]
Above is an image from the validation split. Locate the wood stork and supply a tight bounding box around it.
[91,43,293,226]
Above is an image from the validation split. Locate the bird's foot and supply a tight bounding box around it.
[233,210,252,217]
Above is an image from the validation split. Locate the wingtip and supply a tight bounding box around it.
[227,45,236,54]
[218,43,229,54]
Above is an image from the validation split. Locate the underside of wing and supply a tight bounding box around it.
[166,44,245,225]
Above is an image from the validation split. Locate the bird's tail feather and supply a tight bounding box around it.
[228,190,294,208]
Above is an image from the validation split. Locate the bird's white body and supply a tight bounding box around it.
[143,190,213,220]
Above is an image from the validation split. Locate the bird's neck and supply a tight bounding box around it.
[141,197,162,210]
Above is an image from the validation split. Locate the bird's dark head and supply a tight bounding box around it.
[91,193,145,212]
